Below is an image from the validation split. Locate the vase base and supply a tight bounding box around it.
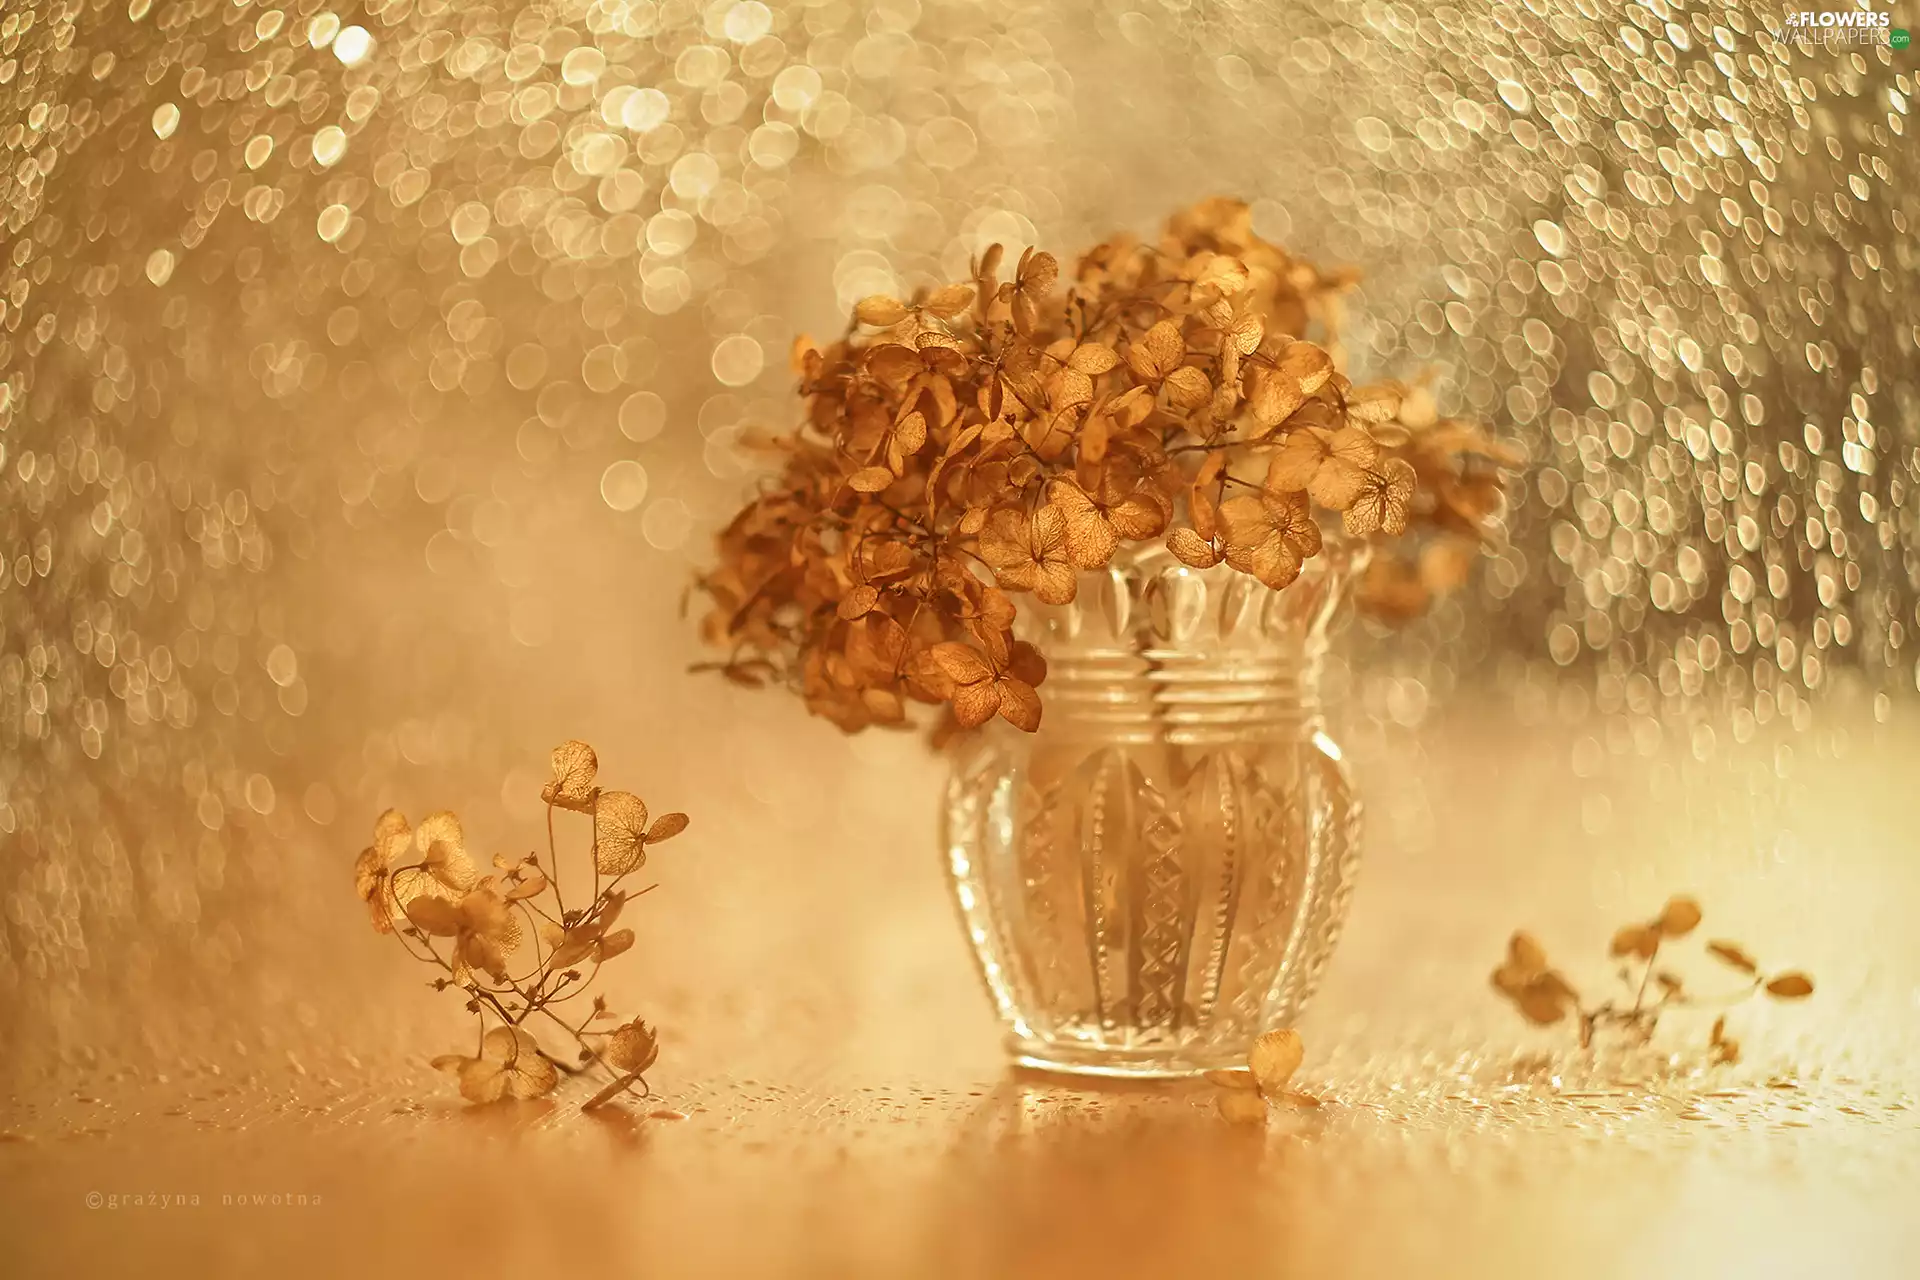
[1007,1037,1243,1080]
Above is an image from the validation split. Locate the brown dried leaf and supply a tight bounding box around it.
[1764,972,1814,999]
[848,466,896,493]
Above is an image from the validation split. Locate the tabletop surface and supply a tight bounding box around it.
[3,707,1917,1278]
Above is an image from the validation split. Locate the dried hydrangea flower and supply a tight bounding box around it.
[697,198,1517,736]
[1490,931,1580,1026]
[357,741,686,1112]
[1495,898,1815,1056]
[433,1027,559,1104]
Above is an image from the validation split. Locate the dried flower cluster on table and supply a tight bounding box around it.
[1492,896,1814,1062]
[352,740,688,1109]
[696,198,1519,734]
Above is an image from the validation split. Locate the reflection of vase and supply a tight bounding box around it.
[942,542,1366,1077]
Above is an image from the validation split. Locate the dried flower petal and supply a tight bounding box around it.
[838,585,881,620]
[1765,972,1814,999]
[950,678,1001,728]
[855,296,910,327]
[373,809,413,863]
[1068,343,1120,375]
[415,811,476,892]
[1249,1028,1303,1097]
[930,641,994,686]
[1126,320,1184,383]
[1609,924,1660,960]
[543,740,600,812]
[354,845,395,934]
[1656,896,1703,937]
[504,867,549,901]
[594,791,650,875]
[405,895,462,937]
[923,284,975,319]
[646,812,689,843]
[1167,527,1222,568]
[996,677,1042,732]
[1164,365,1212,410]
[1706,940,1759,974]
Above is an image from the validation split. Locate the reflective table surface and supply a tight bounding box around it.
[4,707,1918,1277]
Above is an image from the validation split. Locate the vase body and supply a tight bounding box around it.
[941,543,1364,1077]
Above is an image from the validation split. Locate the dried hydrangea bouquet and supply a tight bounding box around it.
[700,199,1516,1075]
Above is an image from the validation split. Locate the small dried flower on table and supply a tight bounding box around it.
[352,739,689,1111]
[1492,896,1815,1059]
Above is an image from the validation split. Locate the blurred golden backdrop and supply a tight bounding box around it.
[1,4,1918,1261]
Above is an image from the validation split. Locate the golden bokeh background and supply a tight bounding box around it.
[2,1,1919,1271]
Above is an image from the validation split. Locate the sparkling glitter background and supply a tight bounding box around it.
[0,0,1915,1079]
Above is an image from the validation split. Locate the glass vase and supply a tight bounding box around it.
[941,542,1366,1077]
